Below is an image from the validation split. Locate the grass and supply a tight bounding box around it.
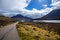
[0,16,17,28]
[16,22,60,40]
[0,21,15,28]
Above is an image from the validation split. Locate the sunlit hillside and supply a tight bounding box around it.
[0,16,17,28]
[16,22,60,40]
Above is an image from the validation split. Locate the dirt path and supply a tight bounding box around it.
[0,22,19,40]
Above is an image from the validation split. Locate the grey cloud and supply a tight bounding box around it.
[0,0,60,19]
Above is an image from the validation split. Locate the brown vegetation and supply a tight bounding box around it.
[0,16,17,28]
[16,22,60,40]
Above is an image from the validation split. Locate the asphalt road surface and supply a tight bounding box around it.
[0,22,19,40]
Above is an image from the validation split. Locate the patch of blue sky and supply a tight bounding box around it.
[25,0,52,10]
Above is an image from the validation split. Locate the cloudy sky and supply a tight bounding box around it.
[0,0,60,18]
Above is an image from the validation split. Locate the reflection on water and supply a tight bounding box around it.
[33,20,60,23]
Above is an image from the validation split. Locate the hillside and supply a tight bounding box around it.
[0,16,13,21]
[34,9,60,20]
[0,16,17,28]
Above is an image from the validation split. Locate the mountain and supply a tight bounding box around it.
[12,14,31,19]
[0,15,17,22]
[11,14,32,22]
[34,9,60,20]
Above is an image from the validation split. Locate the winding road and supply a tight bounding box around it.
[0,22,19,40]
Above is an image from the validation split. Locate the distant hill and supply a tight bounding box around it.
[12,14,32,19]
[11,14,32,22]
[0,15,17,22]
[34,9,60,20]
[0,15,18,27]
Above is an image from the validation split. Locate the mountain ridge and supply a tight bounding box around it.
[34,9,60,20]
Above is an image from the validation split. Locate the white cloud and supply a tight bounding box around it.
[0,0,31,17]
[51,1,60,9]
[20,7,53,18]
[0,0,30,10]
[2,12,18,17]
[52,0,60,3]
[43,5,48,8]
[19,0,60,19]
[0,0,60,19]
[20,0,60,18]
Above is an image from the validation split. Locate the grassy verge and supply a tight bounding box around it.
[16,22,60,40]
[0,16,17,28]
[0,21,15,28]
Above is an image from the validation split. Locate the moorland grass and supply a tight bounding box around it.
[16,22,60,40]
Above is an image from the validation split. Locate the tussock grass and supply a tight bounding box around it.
[16,22,60,40]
